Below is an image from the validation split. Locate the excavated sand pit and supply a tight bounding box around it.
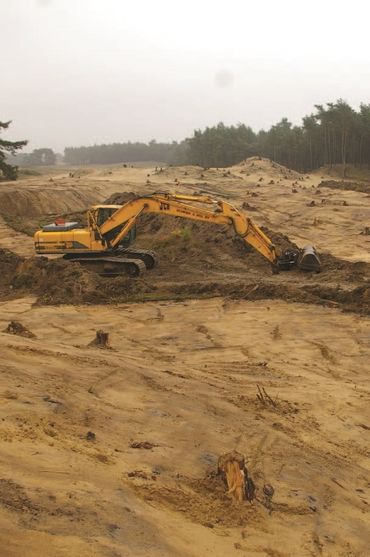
[0,159,369,557]
[1,232,370,314]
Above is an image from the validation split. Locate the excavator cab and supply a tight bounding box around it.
[90,206,137,248]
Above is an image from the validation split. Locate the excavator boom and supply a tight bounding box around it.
[98,193,278,266]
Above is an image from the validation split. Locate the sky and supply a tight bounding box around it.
[2,0,370,152]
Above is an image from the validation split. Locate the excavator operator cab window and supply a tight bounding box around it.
[119,225,136,247]
[95,207,137,248]
[96,207,117,227]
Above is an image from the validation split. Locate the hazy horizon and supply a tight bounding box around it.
[2,0,370,152]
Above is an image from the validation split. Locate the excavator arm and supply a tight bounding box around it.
[97,193,279,267]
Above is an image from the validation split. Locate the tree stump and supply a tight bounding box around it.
[3,321,35,339]
[88,330,111,349]
[218,450,255,502]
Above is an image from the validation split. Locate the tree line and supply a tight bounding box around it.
[258,101,370,175]
[2,99,370,180]
[188,100,370,175]
[63,100,370,176]
[64,140,188,166]
[6,148,57,167]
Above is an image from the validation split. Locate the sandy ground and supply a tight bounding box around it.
[0,159,369,556]
[2,159,370,261]
[0,297,369,557]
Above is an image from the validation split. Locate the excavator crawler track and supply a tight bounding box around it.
[118,248,158,269]
[63,255,146,277]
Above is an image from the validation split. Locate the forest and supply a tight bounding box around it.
[62,101,370,175]
[64,141,188,167]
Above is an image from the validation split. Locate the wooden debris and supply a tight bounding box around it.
[256,384,277,407]
[218,450,255,502]
[262,483,275,511]
[88,330,111,349]
[130,441,158,450]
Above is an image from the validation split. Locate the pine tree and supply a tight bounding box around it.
[0,121,27,180]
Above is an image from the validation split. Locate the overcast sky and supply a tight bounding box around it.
[2,0,370,152]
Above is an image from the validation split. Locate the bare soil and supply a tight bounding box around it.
[0,158,369,557]
[319,179,370,194]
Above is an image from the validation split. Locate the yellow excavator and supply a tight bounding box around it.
[34,192,321,275]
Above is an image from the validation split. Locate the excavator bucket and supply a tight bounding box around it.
[298,245,321,272]
[276,245,321,272]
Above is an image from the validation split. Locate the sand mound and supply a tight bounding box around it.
[0,248,22,282]
[105,191,145,204]
[12,257,101,304]
[234,156,305,180]
[0,249,150,305]
[318,180,370,194]
[0,188,99,219]
[103,192,254,266]
[151,165,204,179]
[105,192,298,263]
